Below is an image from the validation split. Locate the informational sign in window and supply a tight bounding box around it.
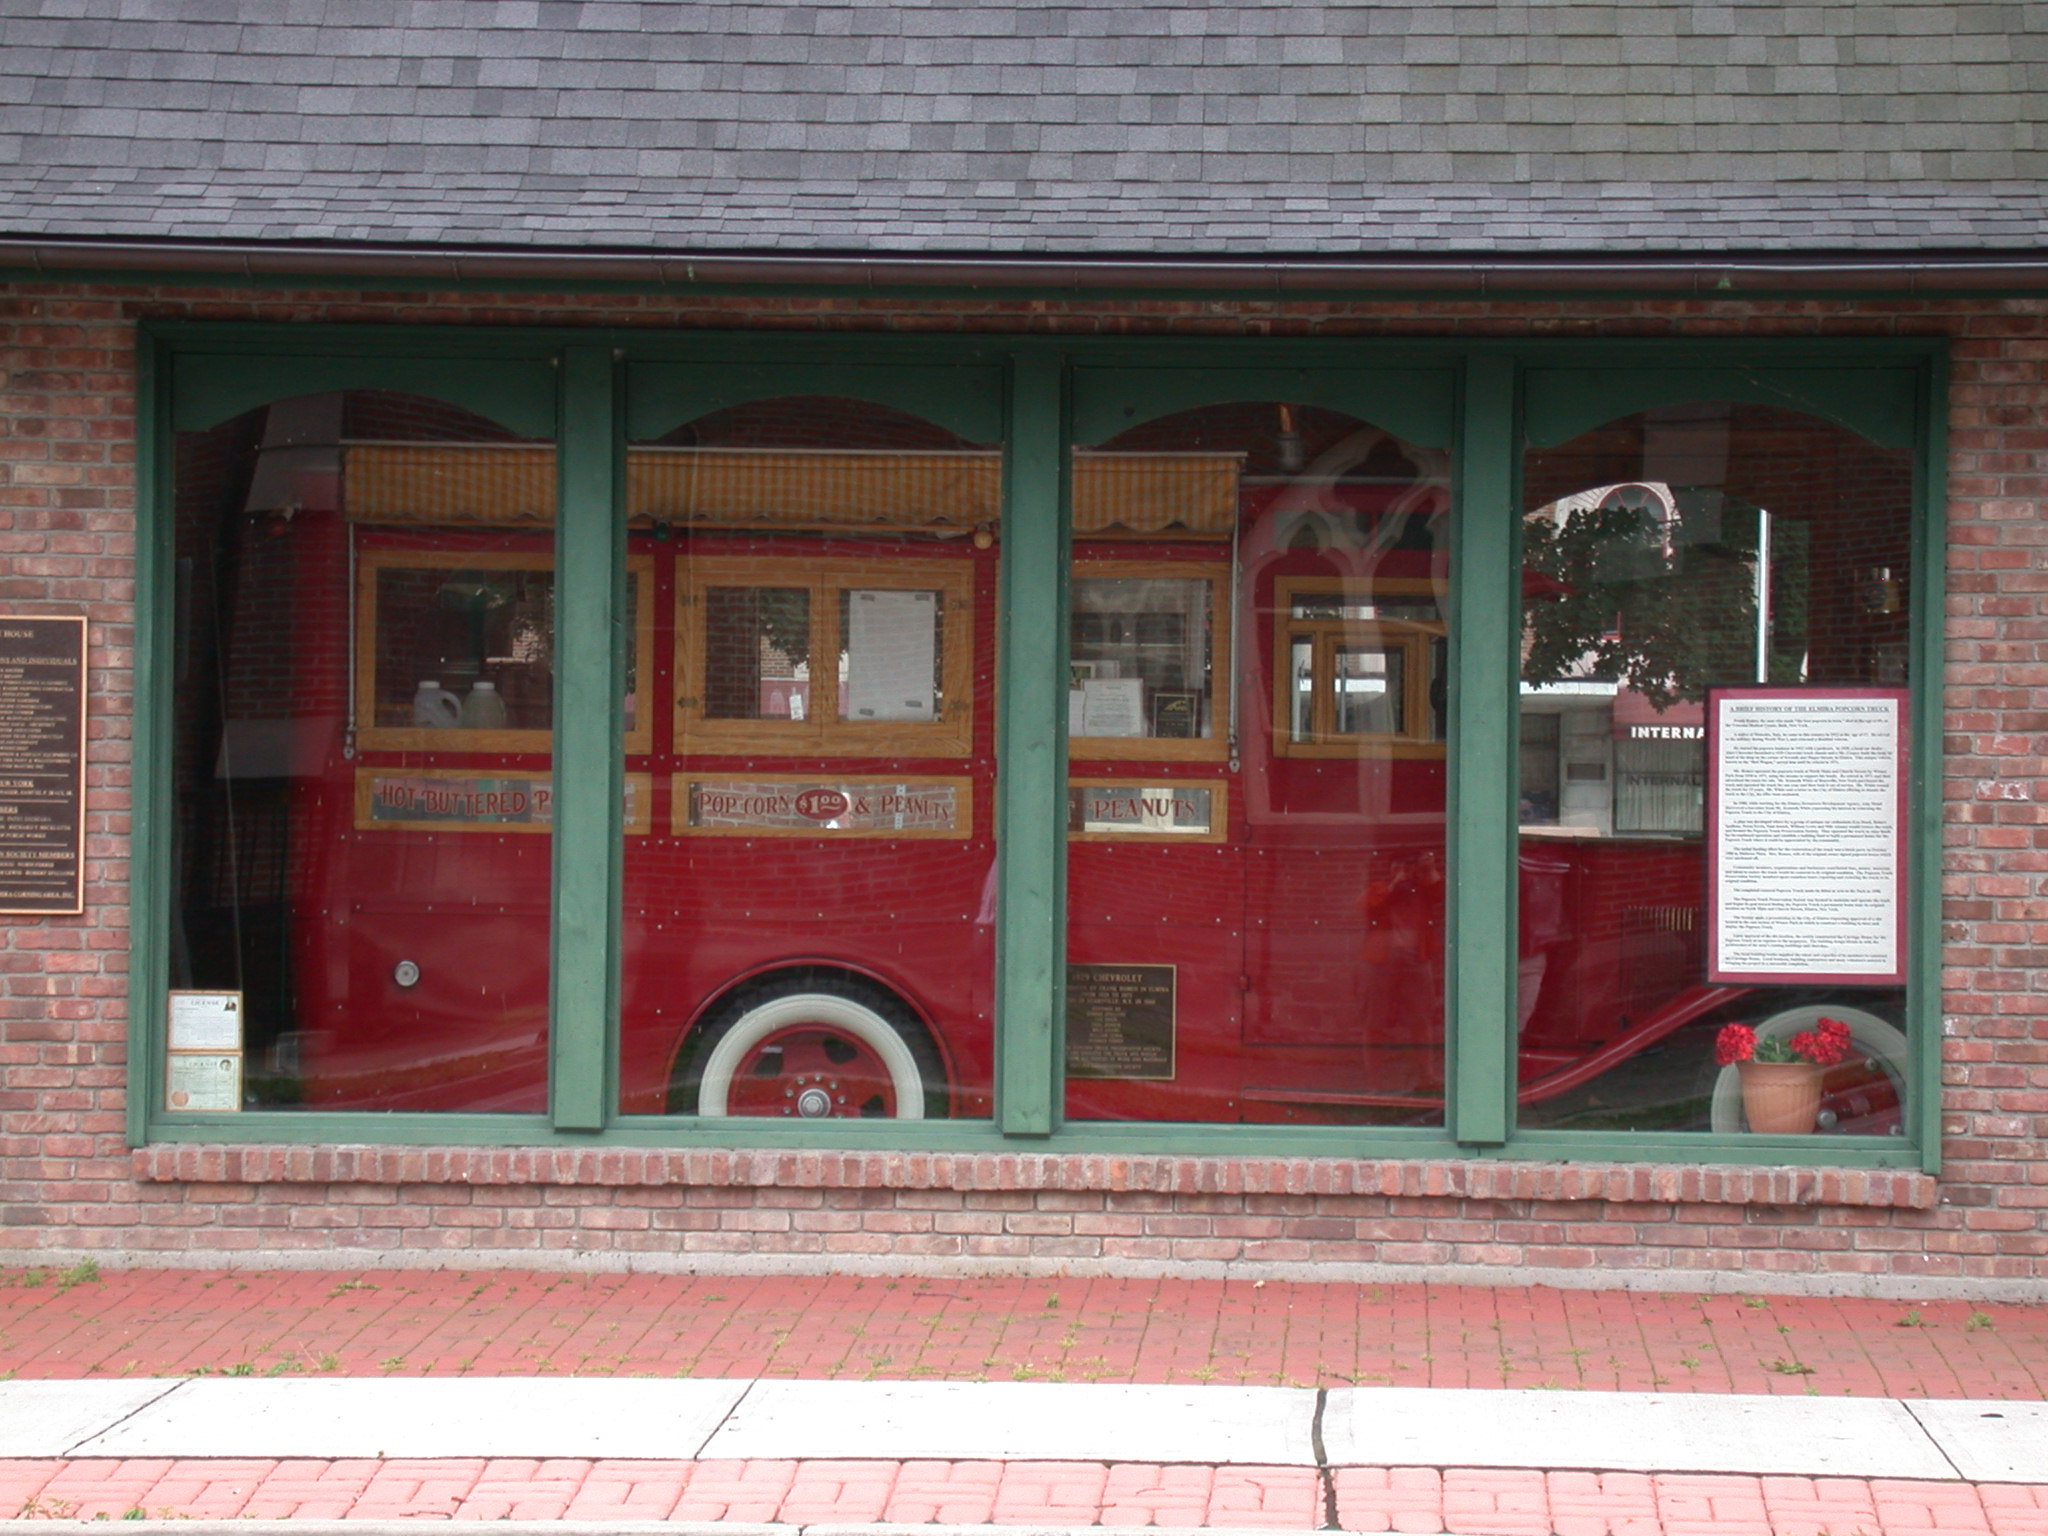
[166,990,243,1113]
[0,615,87,915]
[166,1052,241,1113]
[1066,964,1176,1080]
[844,589,936,722]
[1707,687,1907,985]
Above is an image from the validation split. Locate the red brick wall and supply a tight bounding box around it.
[1,281,2043,1296]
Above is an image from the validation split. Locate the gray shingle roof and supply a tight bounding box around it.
[3,0,2046,255]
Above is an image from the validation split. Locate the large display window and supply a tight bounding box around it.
[1061,392,1454,1126]
[166,386,564,1112]
[617,387,1003,1122]
[1514,399,1916,1137]
[139,331,1942,1168]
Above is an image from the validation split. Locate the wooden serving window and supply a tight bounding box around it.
[675,554,974,758]
[355,548,655,755]
[1068,560,1231,763]
[1272,576,1447,759]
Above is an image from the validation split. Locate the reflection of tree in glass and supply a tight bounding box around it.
[754,588,810,671]
[1522,489,1763,708]
[501,579,553,670]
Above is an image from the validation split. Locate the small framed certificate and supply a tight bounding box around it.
[166,990,244,1112]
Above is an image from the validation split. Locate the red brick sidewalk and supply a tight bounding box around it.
[2,1266,2040,1395]
[3,1456,2046,1532]
[2,1267,2045,1533]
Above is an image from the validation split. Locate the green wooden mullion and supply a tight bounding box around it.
[1446,355,1520,1147]
[127,332,174,1146]
[1909,352,1950,1175]
[549,346,626,1132]
[994,352,1070,1137]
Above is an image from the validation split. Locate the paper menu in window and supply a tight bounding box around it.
[1081,677,1146,737]
[845,590,936,722]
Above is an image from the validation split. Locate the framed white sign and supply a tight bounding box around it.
[1706,687,1907,985]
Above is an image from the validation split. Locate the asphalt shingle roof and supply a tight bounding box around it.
[3,0,2045,256]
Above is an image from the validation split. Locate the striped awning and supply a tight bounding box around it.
[1071,452,1239,535]
[630,448,999,526]
[344,444,1241,534]
[345,443,556,524]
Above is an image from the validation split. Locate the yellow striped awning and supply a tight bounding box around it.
[345,443,557,524]
[1071,452,1240,535]
[629,448,999,526]
[344,444,1241,534]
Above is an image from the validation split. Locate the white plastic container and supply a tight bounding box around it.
[460,679,508,729]
[411,680,462,728]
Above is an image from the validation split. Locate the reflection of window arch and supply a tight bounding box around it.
[650,395,979,452]
[1261,424,1452,559]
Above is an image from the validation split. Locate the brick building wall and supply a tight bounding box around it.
[0,280,2042,1297]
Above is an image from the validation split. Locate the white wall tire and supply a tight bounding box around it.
[693,990,929,1119]
[1708,1003,1909,1135]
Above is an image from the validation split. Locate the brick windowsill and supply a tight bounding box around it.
[132,1145,1938,1210]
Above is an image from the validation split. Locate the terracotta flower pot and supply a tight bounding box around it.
[1738,1060,1825,1135]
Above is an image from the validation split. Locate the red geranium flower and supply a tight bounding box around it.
[1790,1018,1855,1067]
[1715,1024,1756,1066]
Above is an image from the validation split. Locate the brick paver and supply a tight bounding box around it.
[0,1456,2040,1532]
[2,1268,2045,1530]
[2,1266,2041,1396]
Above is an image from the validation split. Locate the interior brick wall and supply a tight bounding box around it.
[0,281,2043,1296]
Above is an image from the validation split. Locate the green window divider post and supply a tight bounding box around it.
[550,346,626,1131]
[127,332,173,1147]
[1908,353,1949,1175]
[1448,355,1519,1147]
[995,352,1070,1136]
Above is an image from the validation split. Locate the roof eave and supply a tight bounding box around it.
[6,236,2048,296]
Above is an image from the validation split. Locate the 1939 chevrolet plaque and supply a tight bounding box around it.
[0,616,86,915]
[1066,964,1176,1080]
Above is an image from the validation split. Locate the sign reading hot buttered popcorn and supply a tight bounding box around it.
[355,770,652,834]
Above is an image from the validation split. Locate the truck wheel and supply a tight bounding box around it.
[680,979,945,1119]
[1708,1003,1909,1135]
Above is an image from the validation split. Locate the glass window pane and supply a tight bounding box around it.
[621,395,998,1121]
[169,389,557,1112]
[1333,644,1403,736]
[704,587,810,720]
[1289,638,1315,741]
[1517,402,1912,1135]
[1067,401,1451,1125]
[1070,576,1215,741]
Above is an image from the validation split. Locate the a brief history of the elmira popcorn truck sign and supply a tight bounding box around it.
[0,616,86,915]
[1707,687,1907,986]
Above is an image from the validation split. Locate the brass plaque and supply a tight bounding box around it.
[1066,964,1175,1081]
[0,616,86,914]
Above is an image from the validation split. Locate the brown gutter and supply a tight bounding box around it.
[4,236,2048,294]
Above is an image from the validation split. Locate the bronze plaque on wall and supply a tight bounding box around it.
[0,616,86,915]
[1066,964,1175,1080]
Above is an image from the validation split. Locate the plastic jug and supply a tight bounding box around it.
[411,680,461,728]
[460,680,508,729]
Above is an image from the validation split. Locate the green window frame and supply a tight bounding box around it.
[133,325,1946,1172]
